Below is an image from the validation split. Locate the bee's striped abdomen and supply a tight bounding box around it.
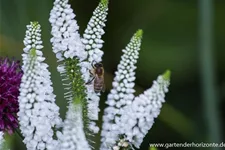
[94,76,104,93]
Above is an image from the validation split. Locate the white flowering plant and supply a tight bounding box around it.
[0,0,171,150]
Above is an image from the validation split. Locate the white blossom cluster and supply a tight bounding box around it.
[81,0,108,63]
[18,22,62,150]
[81,0,109,134]
[49,0,84,104]
[100,30,142,150]
[49,0,86,104]
[49,0,99,147]
[57,104,91,150]
[120,73,170,148]
[49,0,86,62]
[49,0,109,135]
[101,30,171,150]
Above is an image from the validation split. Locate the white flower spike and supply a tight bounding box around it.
[50,0,109,145]
[121,70,170,148]
[18,22,62,150]
[57,103,91,150]
[101,29,171,149]
[82,0,108,63]
[49,0,109,148]
[49,0,85,62]
[101,29,143,149]
[81,0,109,135]
[49,0,87,104]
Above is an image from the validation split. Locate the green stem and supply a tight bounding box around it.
[15,128,23,140]
[199,0,222,148]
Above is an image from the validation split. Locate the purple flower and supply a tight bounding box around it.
[0,58,22,134]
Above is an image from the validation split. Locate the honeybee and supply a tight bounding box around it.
[87,62,105,93]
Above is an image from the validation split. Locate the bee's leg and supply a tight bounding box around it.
[91,60,97,68]
[91,61,95,68]
[89,69,94,76]
[86,76,95,85]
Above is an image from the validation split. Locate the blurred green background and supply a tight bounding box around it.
[0,0,225,150]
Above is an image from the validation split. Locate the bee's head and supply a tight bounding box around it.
[94,63,103,68]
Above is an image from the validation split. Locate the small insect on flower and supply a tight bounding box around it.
[113,138,132,150]
[87,62,105,93]
[118,138,130,148]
